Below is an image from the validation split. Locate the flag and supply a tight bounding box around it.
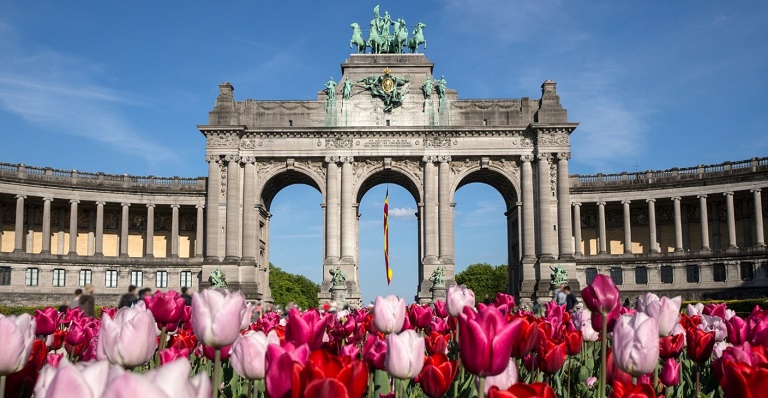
[384,188,392,285]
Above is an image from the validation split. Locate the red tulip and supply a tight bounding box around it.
[659,333,685,359]
[538,337,567,374]
[686,328,715,363]
[609,381,657,398]
[716,360,768,398]
[417,354,457,398]
[362,335,387,370]
[458,306,523,377]
[659,358,680,386]
[304,378,351,398]
[581,274,620,315]
[487,383,556,398]
[425,331,449,355]
[510,316,538,358]
[590,305,621,334]
[606,349,632,384]
[304,350,368,398]
[285,308,329,350]
[169,328,198,351]
[33,308,60,336]
[564,329,582,356]
[50,329,66,351]
[4,339,47,396]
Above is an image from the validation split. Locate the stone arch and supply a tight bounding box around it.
[257,165,325,211]
[450,165,520,209]
[354,165,423,205]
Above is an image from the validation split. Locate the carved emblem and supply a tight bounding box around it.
[424,136,452,148]
[240,138,257,149]
[357,68,410,113]
[207,133,238,148]
[326,137,353,149]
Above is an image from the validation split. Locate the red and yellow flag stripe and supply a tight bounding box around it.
[384,189,392,284]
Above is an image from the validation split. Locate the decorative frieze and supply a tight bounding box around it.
[206,133,239,148]
[326,137,353,149]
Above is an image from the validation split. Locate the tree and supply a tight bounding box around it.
[269,263,321,310]
[454,263,509,303]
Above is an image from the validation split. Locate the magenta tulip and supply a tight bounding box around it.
[581,274,620,315]
[433,300,448,318]
[97,306,158,368]
[265,342,308,398]
[659,358,680,386]
[612,312,660,376]
[230,330,279,380]
[158,347,189,365]
[34,307,60,336]
[408,304,433,329]
[385,329,425,379]
[458,305,523,377]
[34,358,109,398]
[191,288,248,347]
[143,290,186,326]
[726,315,747,345]
[102,358,210,398]
[363,335,388,370]
[0,313,36,375]
[447,284,475,317]
[285,308,328,349]
[373,295,406,334]
[642,295,681,336]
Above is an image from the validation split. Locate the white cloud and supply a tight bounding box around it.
[388,207,416,220]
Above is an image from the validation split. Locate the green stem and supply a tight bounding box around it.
[599,313,608,398]
[0,374,6,398]
[695,363,700,397]
[213,348,222,398]
[653,364,659,393]
[478,377,485,398]
[368,372,374,398]
[566,356,571,398]
[159,325,167,351]
[247,379,252,398]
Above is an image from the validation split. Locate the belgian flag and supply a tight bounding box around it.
[383,189,392,284]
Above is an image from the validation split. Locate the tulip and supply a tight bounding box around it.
[686,303,704,316]
[102,358,211,398]
[712,341,728,360]
[158,347,189,365]
[635,292,659,313]
[564,329,583,355]
[362,335,387,370]
[703,302,728,319]
[606,349,632,384]
[581,274,620,315]
[590,304,621,334]
[419,354,457,398]
[659,333,685,359]
[0,313,36,375]
[642,295,681,336]
[494,292,515,312]
[487,383,556,398]
[585,376,597,389]
[459,305,522,377]
[385,329,425,379]
[408,304,433,330]
[609,381,657,398]
[303,379,350,398]
[34,358,109,398]
[303,350,368,398]
[538,336,567,374]
[34,308,60,336]
[97,306,157,368]
[509,316,538,358]
[686,328,716,363]
[144,290,186,327]
[426,331,449,355]
[373,295,406,334]
[340,343,360,360]
[265,343,306,398]
[192,288,247,348]
[612,313,659,376]
[433,300,448,318]
[572,309,599,342]
[481,358,518,393]
[285,308,329,350]
[50,329,66,351]
[659,358,680,386]
[230,330,279,380]
[699,315,727,342]
[717,359,768,398]
[726,315,747,345]
[447,284,475,317]
[202,344,232,361]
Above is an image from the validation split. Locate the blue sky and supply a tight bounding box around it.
[0,2,766,302]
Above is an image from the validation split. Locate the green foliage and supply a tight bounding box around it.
[682,298,768,316]
[0,306,105,317]
[454,263,509,302]
[269,263,320,310]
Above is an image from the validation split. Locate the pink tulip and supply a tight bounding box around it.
[143,290,186,326]
[447,285,475,317]
[230,330,279,380]
[726,315,747,345]
[191,288,248,347]
[202,344,232,361]
[340,342,360,360]
[481,358,519,392]
[747,308,768,346]
[265,342,308,398]
[659,358,680,386]
[433,300,448,318]
[572,309,599,342]
[34,307,60,336]
[458,305,522,377]
[581,274,620,315]
[585,376,598,389]
[46,353,64,368]
[612,312,660,376]
[699,315,727,342]
[494,292,516,312]
[703,303,728,319]
[102,358,210,398]
[158,347,189,365]
[686,303,704,316]
[100,307,118,320]
[97,306,158,368]
[363,335,388,370]
[385,329,425,379]
[590,304,621,334]
[285,308,329,349]
[241,302,255,330]
[34,358,109,398]
[373,295,406,334]
[635,292,659,313]
[0,313,36,375]
[642,295,681,336]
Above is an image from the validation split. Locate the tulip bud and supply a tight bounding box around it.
[34,308,60,336]
[385,329,425,379]
[0,314,36,376]
[612,313,660,376]
[659,358,680,386]
[373,295,406,334]
[446,285,475,317]
[97,306,158,368]
[191,288,248,348]
[230,330,279,380]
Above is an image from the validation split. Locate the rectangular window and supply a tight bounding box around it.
[660,266,674,284]
[105,270,118,288]
[25,268,39,286]
[686,265,700,283]
[585,268,598,285]
[0,267,10,286]
[130,270,143,287]
[741,262,754,281]
[610,267,623,286]
[79,269,93,287]
[52,269,66,287]
[180,271,192,288]
[156,271,168,288]
[713,263,726,282]
[635,267,648,284]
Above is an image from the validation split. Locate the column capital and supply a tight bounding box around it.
[170,204,181,209]
[42,197,54,202]
[14,194,26,200]
[339,156,354,163]
[195,204,205,209]
[572,202,582,207]
[751,188,762,193]
[121,202,131,207]
[621,200,631,205]
[240,156,257,164]
[438,155,451,163]
[224,154,240,163]
[536,152,552,162]
[697,194,708,199]
[205,154,221,163]
[516,201,523,207]
[671,196,681,201]
[145,203,156,208]
[723,191,734,197]
[556,152,571,161]
[520,154,534,163]
[95,201,106,206]
[422,155,439,163]
[597,201,606,206]
[69,199,80,204]
[646,198,656,203]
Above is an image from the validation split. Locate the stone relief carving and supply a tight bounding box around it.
[631,208,649,226]
[326,136,353,148]
[537,131,569,146]
[219,160,227,199]
[181,213,196,231]
[207,133,239,148]
[354,159,379,184]
[303,160,325,180]
[496,158,519,178]
[450,158,473,176]
[105,211,119,230]
[606,209,622,228]
[550,161,557,196]
[393,158,423,187]
[239,138,257,149]
[424,136,452,148]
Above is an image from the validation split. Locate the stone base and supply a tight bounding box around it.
[430,285,447,302]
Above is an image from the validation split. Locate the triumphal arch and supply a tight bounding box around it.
[198,7,578,304]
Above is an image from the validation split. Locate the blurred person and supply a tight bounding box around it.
[69,288,83,309]
[79,284,96,317]
[118,285,138,309]
[181,286,193,306]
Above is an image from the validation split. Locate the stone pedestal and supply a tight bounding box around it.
[430,284,446,302]
[330,285,347,305]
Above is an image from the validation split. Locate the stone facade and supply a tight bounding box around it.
[0,53,765,306]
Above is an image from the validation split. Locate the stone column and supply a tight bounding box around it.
[340,157,355,262]
[41,197,53,254]
[520,155,536,260]
[753,189,765,248]
[225,155,241,261]
[622,200,632,254]
[325,157,340,262]
[597,201,607,254]
[572,202,582,256]
[672,197,684,253]
[87,209,95,255]
[145,204,155,257]
[724,192,737,249]
[537,153,555,259]
[68,200,79,255]
[242,158,257,262]
[647,199,658,253]
[13,195,25,252]
[195,205,205,257]
[95,201,105,256]
[556,153,573,259]
[438,156,453,261]
[26,203,34,253]
[423,156,438,263]
[698,195,710,251]
[57,208,66,254]
[205,155,221,260]
[120,202,130,257]
[171,204,180,258]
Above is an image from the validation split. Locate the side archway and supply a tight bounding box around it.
[257,165,325,211]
